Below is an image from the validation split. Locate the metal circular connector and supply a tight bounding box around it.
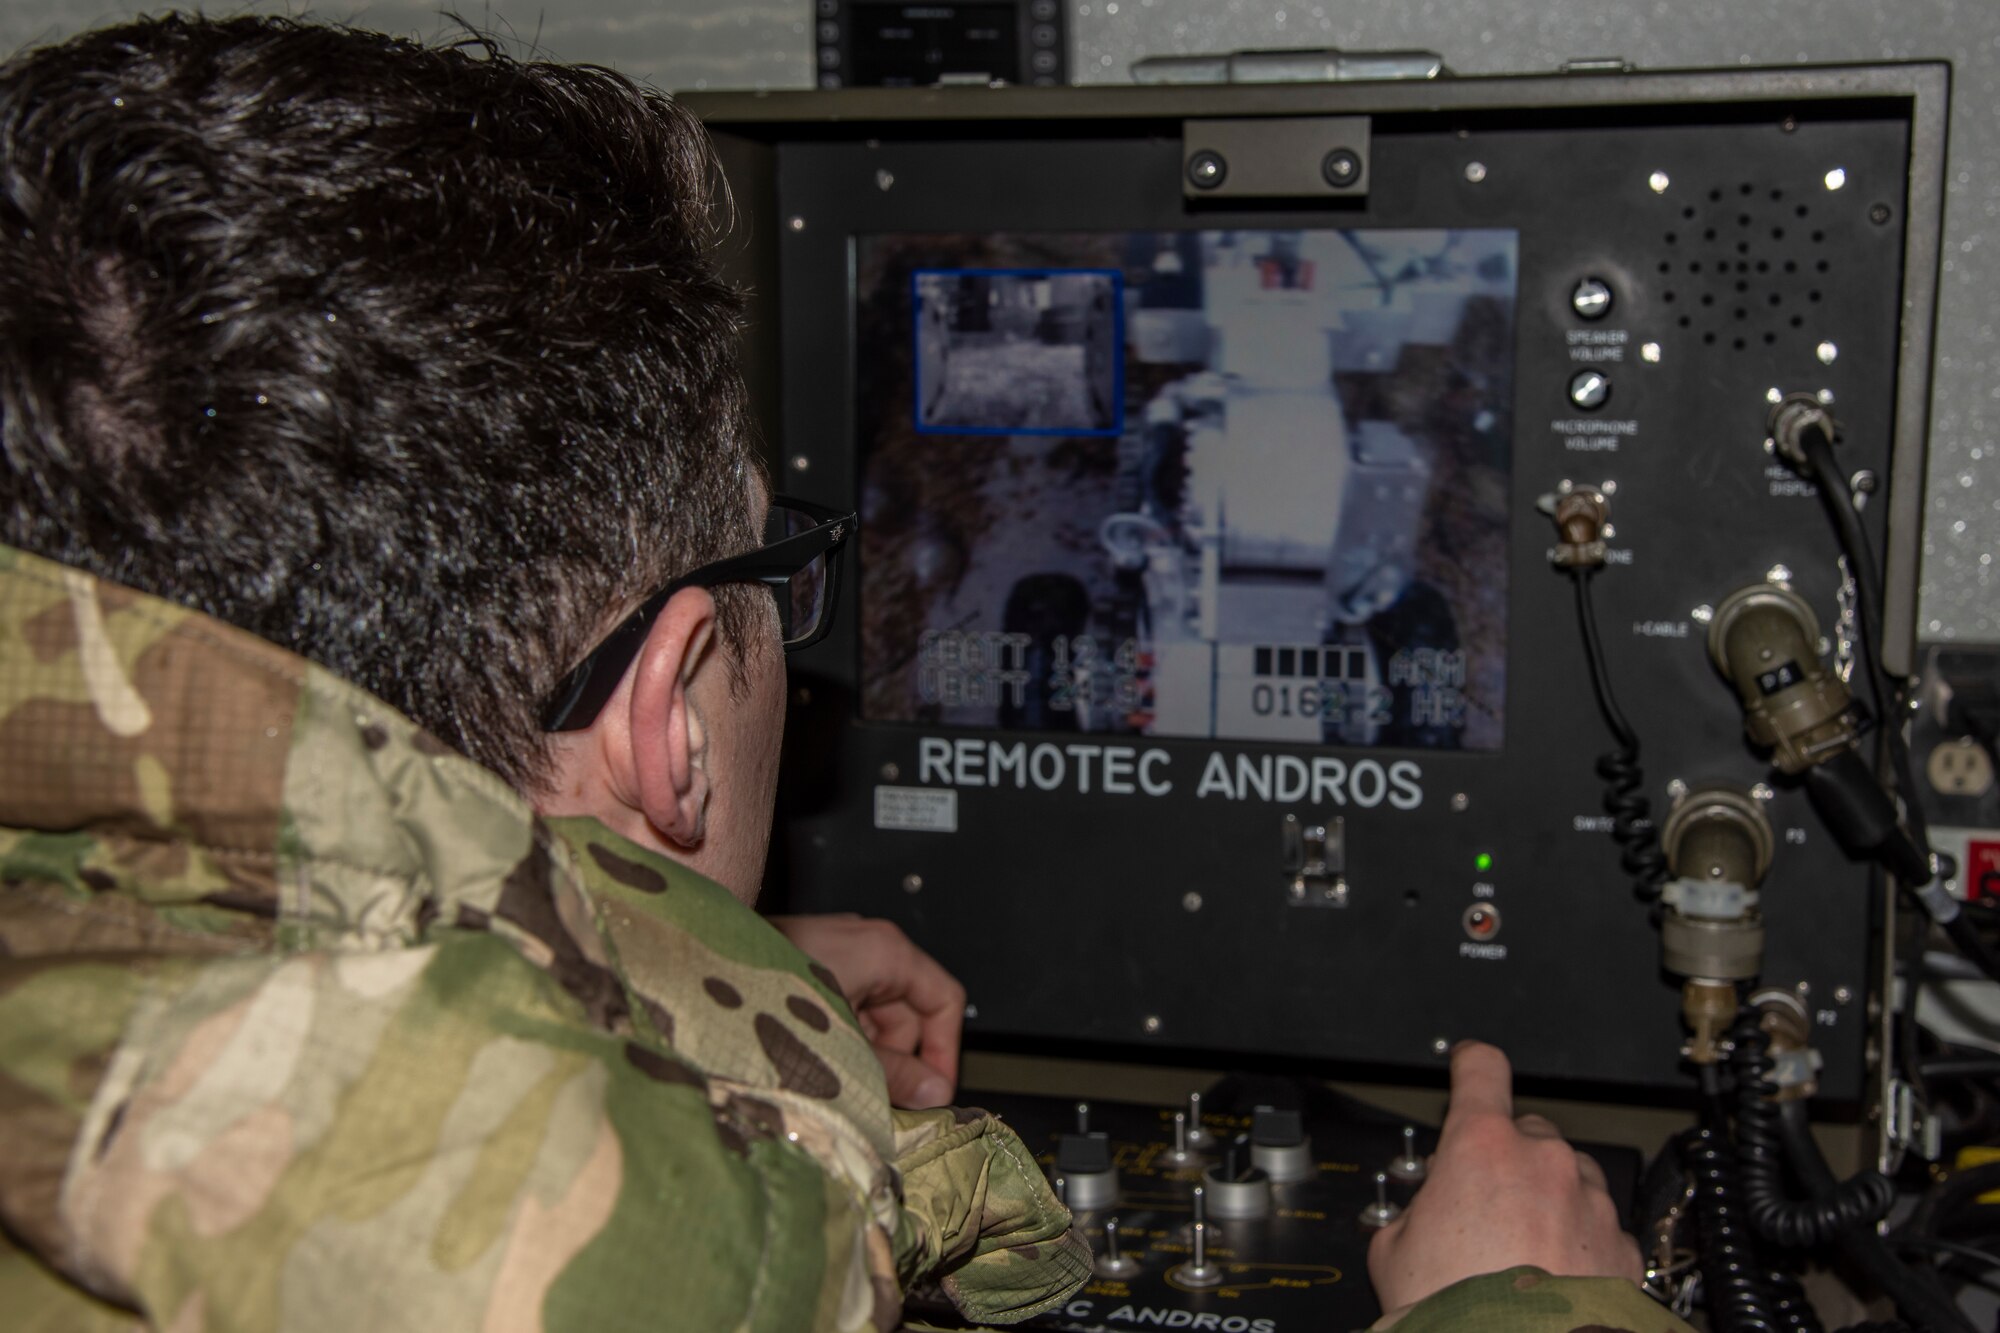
[1186,149,1228,191]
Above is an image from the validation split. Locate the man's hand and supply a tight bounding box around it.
[768,913,966,1109]
[1367,1042,1642,1320]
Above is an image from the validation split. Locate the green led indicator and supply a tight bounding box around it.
[1474,853,1494,873]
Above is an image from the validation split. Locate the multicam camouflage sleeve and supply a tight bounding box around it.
[0,544,1087,1332]
[1375,1267,1698,1333]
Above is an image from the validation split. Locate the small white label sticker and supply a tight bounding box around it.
[874,785,958,833]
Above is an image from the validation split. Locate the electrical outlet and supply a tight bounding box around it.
[1928,737,1997,798]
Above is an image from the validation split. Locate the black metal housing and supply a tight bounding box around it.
[687,63,1949,1101]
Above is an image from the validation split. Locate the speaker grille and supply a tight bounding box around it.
[1656,181,1833,353]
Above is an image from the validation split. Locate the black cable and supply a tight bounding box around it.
[1903,1162,2000,1259]
[1770,1091,1977,1333]
[1730,1022,1897,1248]
[1797,432,1934,871]
[1894,1236,2000,1275]
[1903,916,1933,1106]
[1570,567,1669,901]
[1919,1057,2000,1082]
[1942,914,2000,987]
[1686,1118,1824,1332]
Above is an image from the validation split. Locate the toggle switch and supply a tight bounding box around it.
[1359,1171,1402,1229]
[1387,1125,1428,1183]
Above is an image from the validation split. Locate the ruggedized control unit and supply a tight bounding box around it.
[687,63,1947,1104]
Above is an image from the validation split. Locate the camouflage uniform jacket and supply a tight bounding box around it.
[0,544,1091,1331]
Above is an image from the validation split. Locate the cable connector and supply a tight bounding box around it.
[1537,480,1610,568]
[1768,392,1839,469]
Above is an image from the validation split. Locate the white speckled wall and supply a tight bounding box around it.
[7,1,1994,639]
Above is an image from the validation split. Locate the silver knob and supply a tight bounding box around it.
[1568,370,1611,411]
[1571,277,1613,320]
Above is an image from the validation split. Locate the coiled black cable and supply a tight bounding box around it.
[1687,1067,1824,1333]
[1571,567,1669,901]
[1729,1021,1896,1249]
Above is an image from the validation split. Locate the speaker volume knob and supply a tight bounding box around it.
[1571,276,1614,320]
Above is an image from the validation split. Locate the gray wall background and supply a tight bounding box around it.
[7,1,1994,641]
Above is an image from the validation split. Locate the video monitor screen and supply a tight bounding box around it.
[855,229,1518,751]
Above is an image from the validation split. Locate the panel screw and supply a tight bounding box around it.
[1692,604,1715,624]
[1143,1015,1162,1035]
[880,761,900,781]
[1667,778,1689,800]
[792,455,810,471]
[1835,986,1853,1005]
[1185,150,1227,190]
[903,874,924,894]
[1869,202,1892,225]
[1322,148,1362,188]
[1751,783,1775,802]
[1463,161,1488,183]
[1451,792,1470,812]
[1182,891,1204,913]
[875,169,895,191]
[788,215,807,232]
[1431,1038,1451,1056]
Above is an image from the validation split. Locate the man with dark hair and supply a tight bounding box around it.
[0,16,1079,1330]
[0,14,1679,1333]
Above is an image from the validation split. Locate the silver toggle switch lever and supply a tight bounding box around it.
[1171,1220,1225,1289]
[1359,1171,1402,1229]
[1166,1110,1201,1167]
[1180,1183,1224,1244]
[1387,1125,1428,1183]
[1095,1216,1142,1279]
[1185,1091,1215,1152]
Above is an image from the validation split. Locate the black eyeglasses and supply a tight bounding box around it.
[541,496,856,732]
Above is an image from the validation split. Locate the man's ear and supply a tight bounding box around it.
[621,586,719,849]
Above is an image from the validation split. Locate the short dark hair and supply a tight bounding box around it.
[0,15,758,790]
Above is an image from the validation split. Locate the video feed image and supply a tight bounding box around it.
[914,269,1123,435]
[857,229,1518,752]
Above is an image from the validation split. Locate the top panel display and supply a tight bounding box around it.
[856,228,1518,751]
